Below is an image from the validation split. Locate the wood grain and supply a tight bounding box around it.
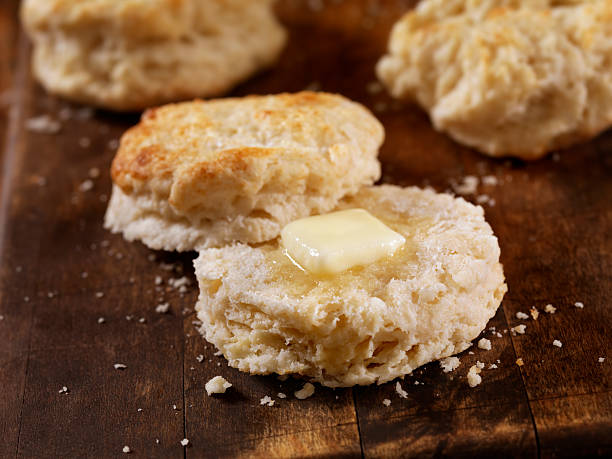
[0,0,610,457]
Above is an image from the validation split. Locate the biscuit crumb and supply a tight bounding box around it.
[439,356,460,373]
[180,439,189,447]
[58,386,69,394]
[383,398,391,406]
[516,358,524,366]
[113,363,127,370]
[488,363,498,369]
[95,292,104,298]
[574,302,584,308]
[79,179,94,192]
[295,383,315,400]
[196,354,204,363]
[25,114,61,134]
[88,167,100,178]
[97,317,105,324]
[277,392,287,399]
[155,303,170,314]
[467,365,482,387]
[511,325,526,335]
[516,312,529,320]
[452,175,479,195]
[530,307,539,320]
[553,340,562,348]
[481,175,498,186]
[544,304,556,314]
[122,446,131,454]
[260,396,275,406]
[598,357,605,363]
[395,381,408,398]
[478,338,491,350]
[205,376,232,395]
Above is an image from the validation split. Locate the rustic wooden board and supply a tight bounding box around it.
[1,1,611,457]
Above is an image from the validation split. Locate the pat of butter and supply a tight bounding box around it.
[281,208,405,275]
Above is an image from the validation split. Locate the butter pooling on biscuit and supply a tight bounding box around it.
[377,0,612,159]
[194,185,507,387]
[21,0,287,111]
[104,92,384,251]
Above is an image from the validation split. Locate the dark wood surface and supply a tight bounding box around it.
[1,1,610,457]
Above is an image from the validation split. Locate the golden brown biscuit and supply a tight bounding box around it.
[377,0,612,159]
[104,92,384,251]
[21,0,287,111]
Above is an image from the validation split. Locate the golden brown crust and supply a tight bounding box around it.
[105,92,384,250]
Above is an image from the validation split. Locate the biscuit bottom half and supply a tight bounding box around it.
[194,185,507,387]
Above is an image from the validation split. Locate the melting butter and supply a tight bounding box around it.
[280,208,405,275]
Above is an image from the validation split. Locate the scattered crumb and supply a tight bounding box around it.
[25,114,61,134]
[180,439,189,447]
[58,386,69,394]
[495,332,502,338]
[114,363,127,370]
[598,357,605,363]
[553,340,563,348]
[97,317,105,324]
[574,302,584,308]
[79,179,94,192]
[452,175,479,195]
[122,446,131,454]
[295,383,315,400]
[467,365,482,387]
[516,312,529,320]
[478,338,492,351]
[511,325,526,335]
[382,398,391,406]
[516,358,524,366]
[277,392,287,399]
[395,381,408,399]
[468,351,474,355]
[95,292,104,299]
[196,354,204,363]
[439,356,460,373]
[88,167,100,178]
[138,317,146,323]
[155,302,170,314]
[530,307,539,320]
[366,81,383,94]
[481,175,498,186]
[476,361,485,369]
[173,404,178,410]
[488,364,498,369]
[544,304,556,314]
[205,376,232,395]
[154,276,163,285]
[137,408,142,412]
[260,396,275,407]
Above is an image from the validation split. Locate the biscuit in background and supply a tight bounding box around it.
[194,185,507,387]
[105,92,383,251]
[377,0,612,159]
[21,0,287,111]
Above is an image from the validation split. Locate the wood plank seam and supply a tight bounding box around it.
[503,306,543,458]
[0,26,31,459]
[352,389,366,459]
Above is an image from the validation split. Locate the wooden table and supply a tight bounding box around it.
[1,1,610,457]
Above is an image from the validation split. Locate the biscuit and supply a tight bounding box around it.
[104,92,383,251]
[376,0,612,159]
[21,0,286,111]
[194,185,507,387]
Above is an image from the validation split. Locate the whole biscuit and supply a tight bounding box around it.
[104,92,383,251]
[377,0,612,159]
[21,0,287,111]
[194,185,507,387]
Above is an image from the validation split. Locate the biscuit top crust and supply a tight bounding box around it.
[111,92,384,220]
[22,0,275,41]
